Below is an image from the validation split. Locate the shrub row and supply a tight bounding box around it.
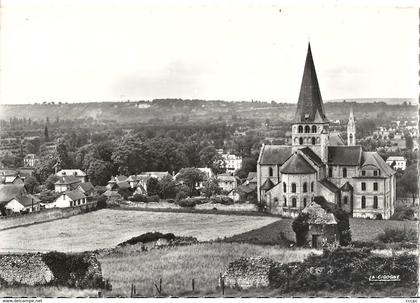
[128,194,160,203]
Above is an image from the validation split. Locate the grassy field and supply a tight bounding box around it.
[98,242,319,297]
[0,209,280,253]
[222,217,419,244]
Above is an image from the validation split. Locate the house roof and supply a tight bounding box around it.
[0,184,27,203]
[77,182,94,192]
[55,175,80,185]
[259,145,292,165]
[261,178,275,191]
[11,194,40,207]
[0,169,18,176]
[116,181,130,189]
[386,156,405,162]
[302,201,337,225]
[246,172,257,181]
[236,183,257,194]
[114,175,128,182]
[341,181,353,192]
[56,169,86,177]
[4,175,21,183]
[328,146,362,166]
[294,43,328,123]
[103,190,121,197]
[299,147,323,166]
[217,174,236,182]
[64,190,86,201]
[319,178,340,193]
[329,133,345,146]
[361,152,395,177]
[141,172,170,179]
[280,152,316,175]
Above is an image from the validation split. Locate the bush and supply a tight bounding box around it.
[118,232,176,246]
[118,188,132,200]
[97,195,108,209]
[377,227,417,243]
[147,195,160,202]
[210,195,234,205]
[176,199,197,208]
[391,206,415,220]
[129,194,148,202]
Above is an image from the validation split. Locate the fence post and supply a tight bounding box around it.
[159,278,162,295]
[98,291,102,298]
[219,273,225,295]
[130,283,134,298]
[134,284,136,296]
[192,278,195,291]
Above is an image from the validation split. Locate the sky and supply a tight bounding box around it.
[0,1,418,104]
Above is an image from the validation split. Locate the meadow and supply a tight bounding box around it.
[0,209,280,253]
[98,242,319,297]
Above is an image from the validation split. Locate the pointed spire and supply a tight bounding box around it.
[349,106,354,122]
[294,43,328,123]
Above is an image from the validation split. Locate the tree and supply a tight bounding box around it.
[159,174,177,199]
[175,167,206,193]
[45,174,59,191]
[201,178,222,198]
[24,176,39,194]
[405,135,413,150]
[398,165,418,205]
[55,143,72,169]
[146,177,160,196]
[44,125,49,142]
[87,159,113,186]
[235,157,257,180]
[34,155,57,183]
[199,146,218,167]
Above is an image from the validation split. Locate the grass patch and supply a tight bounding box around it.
[98,242,317,297]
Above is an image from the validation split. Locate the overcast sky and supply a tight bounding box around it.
[0,1,418,104]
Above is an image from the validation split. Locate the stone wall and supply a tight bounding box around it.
[195,203,258,212]
[0,252,106,289]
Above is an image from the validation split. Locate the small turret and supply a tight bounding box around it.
[347,107,356,146]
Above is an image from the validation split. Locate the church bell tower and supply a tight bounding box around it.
[347,107,356,146]
[291,43,330,163]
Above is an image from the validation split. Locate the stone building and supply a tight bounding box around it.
[257,44,396,219]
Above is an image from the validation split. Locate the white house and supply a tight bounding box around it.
[217,173,238,192]
[46,190,87,208]
[56,169,87,183]
[221,153,242,174]
[386,156,407,171]
[23,154,40,168]
[4,194,41,214]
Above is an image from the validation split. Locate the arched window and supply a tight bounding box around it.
[311,181,314,192]
[373,196,378,209]
[283,182,287,193]
[283,197,287,206]
[291,183,296,193]
[298,125,303,133]
[343,196,348,205]
[361,182,366,191]
[311,137,316,145]
[304,125,310,133]
[312,125,317,133]
[303,182,307,193]
[343,168,347,178]
[269,167,273,177]
[292,198,297,207]
[299,137,303,145]
[303,198,307,207]
[361,196,366,208]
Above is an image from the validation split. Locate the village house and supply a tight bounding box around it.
[386,156,407,171]
[107,175,130,191]
[23,154,40,168]
[2,175,24,185]
[257,44,396,220]
[3,194,41,214]
[127,171,171,194]
[54,175,81,193]
[217,173,238,192]
[0,184,28,215]
[76,182,95,197]
[220,152,242,174]
[56,169,87,183]
[46,190,87,209]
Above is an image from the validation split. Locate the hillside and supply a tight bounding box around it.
[0,98,416,124]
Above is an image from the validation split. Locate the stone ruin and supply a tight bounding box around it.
[0,252,107,289]
[222,256,283,290]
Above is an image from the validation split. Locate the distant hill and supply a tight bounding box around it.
[325,98,417,106]
[0,98,416,124]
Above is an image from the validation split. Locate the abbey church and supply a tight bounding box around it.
[257,44,396,219]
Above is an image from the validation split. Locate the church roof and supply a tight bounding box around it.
[361,152,395,176]
[299,147,323,166]
[258,145,292,165]
[329,132,345,146]
[261,178,275,191]
[280,152,317,175]
[319,178,340,193]
[328,146,362,166]
[294,43,328,123]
